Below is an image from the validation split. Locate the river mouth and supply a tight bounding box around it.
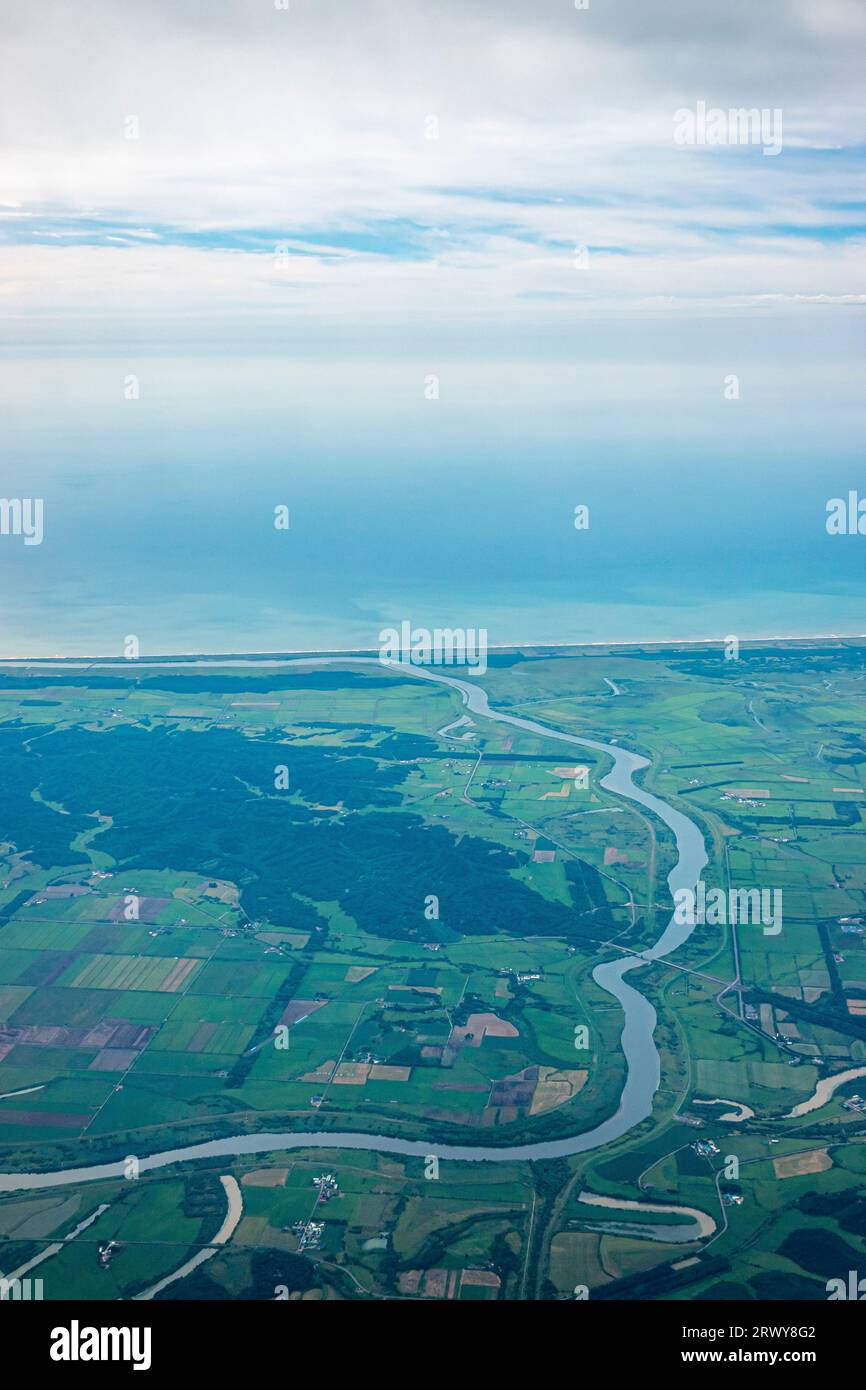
[0,656,708,1192]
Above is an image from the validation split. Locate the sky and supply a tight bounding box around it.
[1,0,865,354]
[0,1,865,656]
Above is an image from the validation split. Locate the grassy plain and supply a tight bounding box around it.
[1,642,866,1298]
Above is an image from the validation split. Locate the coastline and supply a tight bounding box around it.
[0,631,865,665]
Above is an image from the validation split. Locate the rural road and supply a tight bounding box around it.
[0,654,709,1191]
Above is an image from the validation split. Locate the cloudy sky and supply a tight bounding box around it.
[1,0,865,657]
[2,0,865,354]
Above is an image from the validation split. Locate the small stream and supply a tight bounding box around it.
[0,655,708,1192]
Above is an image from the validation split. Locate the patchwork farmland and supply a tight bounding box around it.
[0,644,865,1301]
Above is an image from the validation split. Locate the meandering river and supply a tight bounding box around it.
[0,655,708,1192]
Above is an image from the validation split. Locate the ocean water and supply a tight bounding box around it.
[2,352,865,658]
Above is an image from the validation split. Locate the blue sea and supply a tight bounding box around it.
[2,350,865,658]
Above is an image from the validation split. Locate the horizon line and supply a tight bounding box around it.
[1,630,866,666]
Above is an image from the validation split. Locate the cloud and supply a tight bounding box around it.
[1,0,864,348]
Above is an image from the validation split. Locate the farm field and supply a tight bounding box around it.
[1,641,866,1299]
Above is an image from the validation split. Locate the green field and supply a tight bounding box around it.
[1,642,866,1299]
